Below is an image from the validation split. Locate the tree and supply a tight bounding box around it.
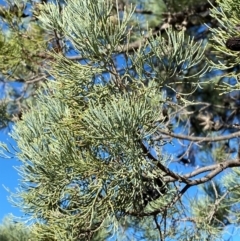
[0,0,50,128]
[2,0,240,240]
[0,216,32,241]
[0,0,213,126]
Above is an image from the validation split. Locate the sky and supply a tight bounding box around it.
[0,125,23,222]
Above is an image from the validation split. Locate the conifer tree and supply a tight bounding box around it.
[2,0,240,240]
[0,216,32,241]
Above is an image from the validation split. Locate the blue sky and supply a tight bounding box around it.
[0,125,23,222]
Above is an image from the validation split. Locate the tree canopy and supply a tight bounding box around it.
[0,216,32,241]
[1,0,240,240]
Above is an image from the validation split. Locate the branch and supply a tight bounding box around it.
[141,141,189,184]
[140,143,240,187]
[153,129,240,142]
[207,184,229,225]
[128,184,191,217]
[164,160,240,182]
[185,160,240,186]
[66,1,216,60]
[154,214,163,241]
[130,158,236,217]
[128,159,240,217]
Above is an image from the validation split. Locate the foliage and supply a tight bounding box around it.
[0,0,50,127]
[1,0,240,240]
[0,216,32,241]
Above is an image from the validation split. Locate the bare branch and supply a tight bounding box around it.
[153,129,240,143]
[154,214,163,241]
[165,159,240,183]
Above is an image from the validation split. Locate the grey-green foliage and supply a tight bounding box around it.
[0,0,47,127]
[208,0,240,93]
[220,168,240,226]
[0,216,31,241]
[132,29,207,85]
[39,0,133,62]
[0,0,235,240]
[9,82,171,240]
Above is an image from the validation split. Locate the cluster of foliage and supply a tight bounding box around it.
[0,216,32,241]
[2,0,240,240]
